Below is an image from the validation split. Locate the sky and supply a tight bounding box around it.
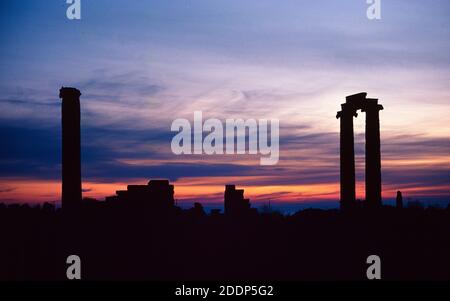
[0,0,449,210]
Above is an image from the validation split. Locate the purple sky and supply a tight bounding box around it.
[0,1,449,208]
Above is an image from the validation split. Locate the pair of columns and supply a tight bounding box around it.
[337,93,383,210]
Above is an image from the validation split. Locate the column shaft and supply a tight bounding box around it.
[60,88,82,211]
[339,109,356,209]
[365,104,382,207]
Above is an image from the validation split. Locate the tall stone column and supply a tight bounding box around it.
[59,87,82,211]
[337,104,357,210]
[363,99,383,208]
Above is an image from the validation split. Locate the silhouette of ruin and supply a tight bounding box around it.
[396,191,403,209]
[60,87,82,212]
[105,180,175,214]
[0,88,449,281]
[224,185,257,217]
[337,93,383,210]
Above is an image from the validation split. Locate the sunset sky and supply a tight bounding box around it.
[1,1,449,210]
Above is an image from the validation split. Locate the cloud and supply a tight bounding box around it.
[0,187,16,193]
[76,71,164,101]
[0,0,449,203]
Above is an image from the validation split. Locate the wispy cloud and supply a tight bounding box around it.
[0,0,449,204]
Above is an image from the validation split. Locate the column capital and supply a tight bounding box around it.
[336,104,358,119]
[59,87,81,99]
[361,98,383,112]
[362,104,383,113]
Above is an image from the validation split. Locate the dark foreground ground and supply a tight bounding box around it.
[1,202,449,281]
